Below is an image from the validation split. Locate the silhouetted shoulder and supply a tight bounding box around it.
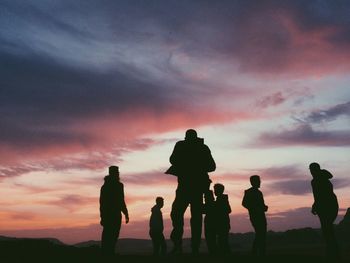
[174,140,186,147]
[169,140,185,164]
[203,143,212,152]
[321,169,333,179]
[244,187,258,195]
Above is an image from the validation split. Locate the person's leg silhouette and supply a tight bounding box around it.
[170,192,189,254]
[190,193,203,254]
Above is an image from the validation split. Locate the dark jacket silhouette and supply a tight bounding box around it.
[214,189,231,254]
[99,166,129,257]
[242,175,267,257]
[310,163,339,260]
[242,188,267,222]
[169,137,215,190]
[168,129,216,254]
[149,198,166,255]
[311,169,338,219]
[215,194,231,231]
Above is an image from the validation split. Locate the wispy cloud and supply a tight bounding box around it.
[305,101,350,123]
[268,178,350,195]
[45,194,97,213]
[251,124,350,148]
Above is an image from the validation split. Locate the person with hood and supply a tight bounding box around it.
[100,166,129,257]
[167,129,216,254]
[309,162,340,261]
[149,197,167,256]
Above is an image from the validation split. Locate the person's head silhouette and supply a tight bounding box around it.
[156,197,164,208]
[185,129,198,141]
[250,175,261,189]
[109,165,120,180]
[214,183,225,196]
[309,162,321,178]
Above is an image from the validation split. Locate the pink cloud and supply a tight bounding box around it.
[45,195,98,213]
[256,91,286,108]
[270,12,350,76]
[0,107,251,178]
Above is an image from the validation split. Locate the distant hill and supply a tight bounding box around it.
[0,235,64,245]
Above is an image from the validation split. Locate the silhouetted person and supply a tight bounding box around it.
[149,197,167,256]
[204,189,217,255]
[309,162,340,261]
[100,166,129,257]
[242,175,268,257]
[167,129,216,254]
[214,183,232,255]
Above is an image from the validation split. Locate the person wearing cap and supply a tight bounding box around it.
[168,129,216,254]
[309,162,340,260]
[100,166,129,257]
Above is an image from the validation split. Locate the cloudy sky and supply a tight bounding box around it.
[1,0,350,244]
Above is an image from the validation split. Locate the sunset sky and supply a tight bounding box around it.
[1,0,350,244]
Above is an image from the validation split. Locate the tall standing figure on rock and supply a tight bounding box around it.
[100,166,129,257]
[166,129,216,254]
[309,162,340,261]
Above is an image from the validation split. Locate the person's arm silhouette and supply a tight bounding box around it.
[242,190,249,209]
[169,141,181,166]
[120,183,129,224]
[260,191,268,212]
[205,146,216,173]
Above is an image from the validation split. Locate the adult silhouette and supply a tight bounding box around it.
[309,162,340,260]
[99,166,129,257]
[167,129,216,254]
[242,175,268,257]
[149,197,167,256]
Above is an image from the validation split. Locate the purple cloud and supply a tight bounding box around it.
[268,178,350,195]
[305,101,350,123]
[252,124,350,147]
[256,91,286,108]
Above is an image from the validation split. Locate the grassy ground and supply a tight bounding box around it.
[1,238,349,263]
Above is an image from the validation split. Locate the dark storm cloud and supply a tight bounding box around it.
[252,124,350,147]
[0,48,182,150]
[2,1,350,73]
[0,50,171,121]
